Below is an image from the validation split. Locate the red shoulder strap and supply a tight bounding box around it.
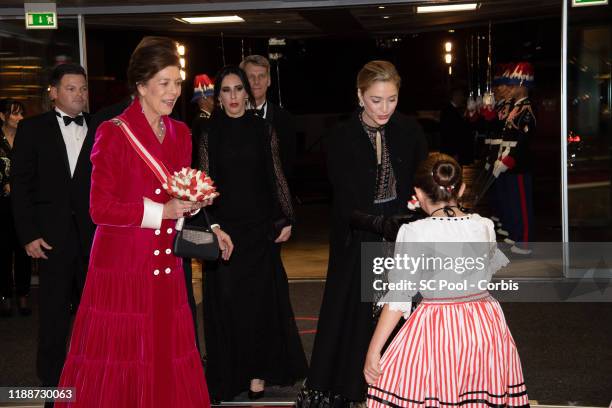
[111,117,171,186]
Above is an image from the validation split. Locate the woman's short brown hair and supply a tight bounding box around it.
[414,153,463,204]
[127,36,180,95]
[356,60,401,94]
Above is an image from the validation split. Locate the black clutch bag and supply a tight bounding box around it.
[173,209,219,261]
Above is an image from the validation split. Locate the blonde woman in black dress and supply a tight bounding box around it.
[298,61,428,407]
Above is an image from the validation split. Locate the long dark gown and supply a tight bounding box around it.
[299,111,428,406]
[197,110,307,401]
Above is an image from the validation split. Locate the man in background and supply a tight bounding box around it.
[240,55,297,179]
[11,64,96,397]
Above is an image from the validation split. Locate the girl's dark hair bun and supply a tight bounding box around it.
[414,153,463,202]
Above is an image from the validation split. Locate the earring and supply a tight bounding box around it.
[358,100,364,107]
[219,101,224,111]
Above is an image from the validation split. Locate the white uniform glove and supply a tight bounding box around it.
[493,160,509,178]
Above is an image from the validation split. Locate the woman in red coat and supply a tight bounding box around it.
[56,37,223,408]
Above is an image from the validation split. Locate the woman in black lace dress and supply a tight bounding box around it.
[297,61,428,407]
[196,65,307,402]
[0,99,32,317]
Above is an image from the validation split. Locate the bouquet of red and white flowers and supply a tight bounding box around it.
[163,167,219,202]
[407,195,420,211]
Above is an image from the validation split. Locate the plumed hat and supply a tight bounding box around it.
[493,63,510,86]
[191,74,214,102]
[498,62,535,88]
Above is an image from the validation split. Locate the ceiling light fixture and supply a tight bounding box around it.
[175,15,245,24]
[416,3,479,13]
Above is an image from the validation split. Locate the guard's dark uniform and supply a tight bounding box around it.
[497,96,536,247]
[487,97,513,230]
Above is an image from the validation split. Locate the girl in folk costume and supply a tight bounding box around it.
[365,153,529,408]
[57,37,217,408]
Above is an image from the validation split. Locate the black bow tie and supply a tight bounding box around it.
[253,103,266,118]
[56,111,84,126]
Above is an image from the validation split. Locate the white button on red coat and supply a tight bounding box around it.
[154,230,161,235]
[153,269,160,276]
[155,188,161,195]
[167,228,173,234]
[165,267,171,274]
[165,249,171,255]
[154,250,160,256]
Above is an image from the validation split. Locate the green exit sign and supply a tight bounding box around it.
[572,0,608,6]
[25,12,57,29]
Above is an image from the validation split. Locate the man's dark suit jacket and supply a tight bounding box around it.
[11,110,96,253]
[266,101,297,179]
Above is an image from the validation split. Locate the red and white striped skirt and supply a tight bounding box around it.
[367,294,529,408]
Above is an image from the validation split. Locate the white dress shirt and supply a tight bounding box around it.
[55,107,88,177]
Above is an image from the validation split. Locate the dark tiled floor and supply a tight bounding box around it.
[2,283,612,406]
[2,198,612,406]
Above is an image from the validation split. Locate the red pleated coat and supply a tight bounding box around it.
[57,99,210,408]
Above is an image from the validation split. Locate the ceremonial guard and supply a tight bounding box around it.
[191,74,215,165]
[192,74,215,120]
[488,64,514,238]
[472,64,512,238]
[181,73,216,352]
[493,62,535,254]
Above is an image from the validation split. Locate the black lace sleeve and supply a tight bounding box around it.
[0,137,11,188]
[196,128,210,174]
[192,125,219,227]
[269,125,295,224]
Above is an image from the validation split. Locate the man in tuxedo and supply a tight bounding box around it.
[240,55,297,179]
[11,63,96,391]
